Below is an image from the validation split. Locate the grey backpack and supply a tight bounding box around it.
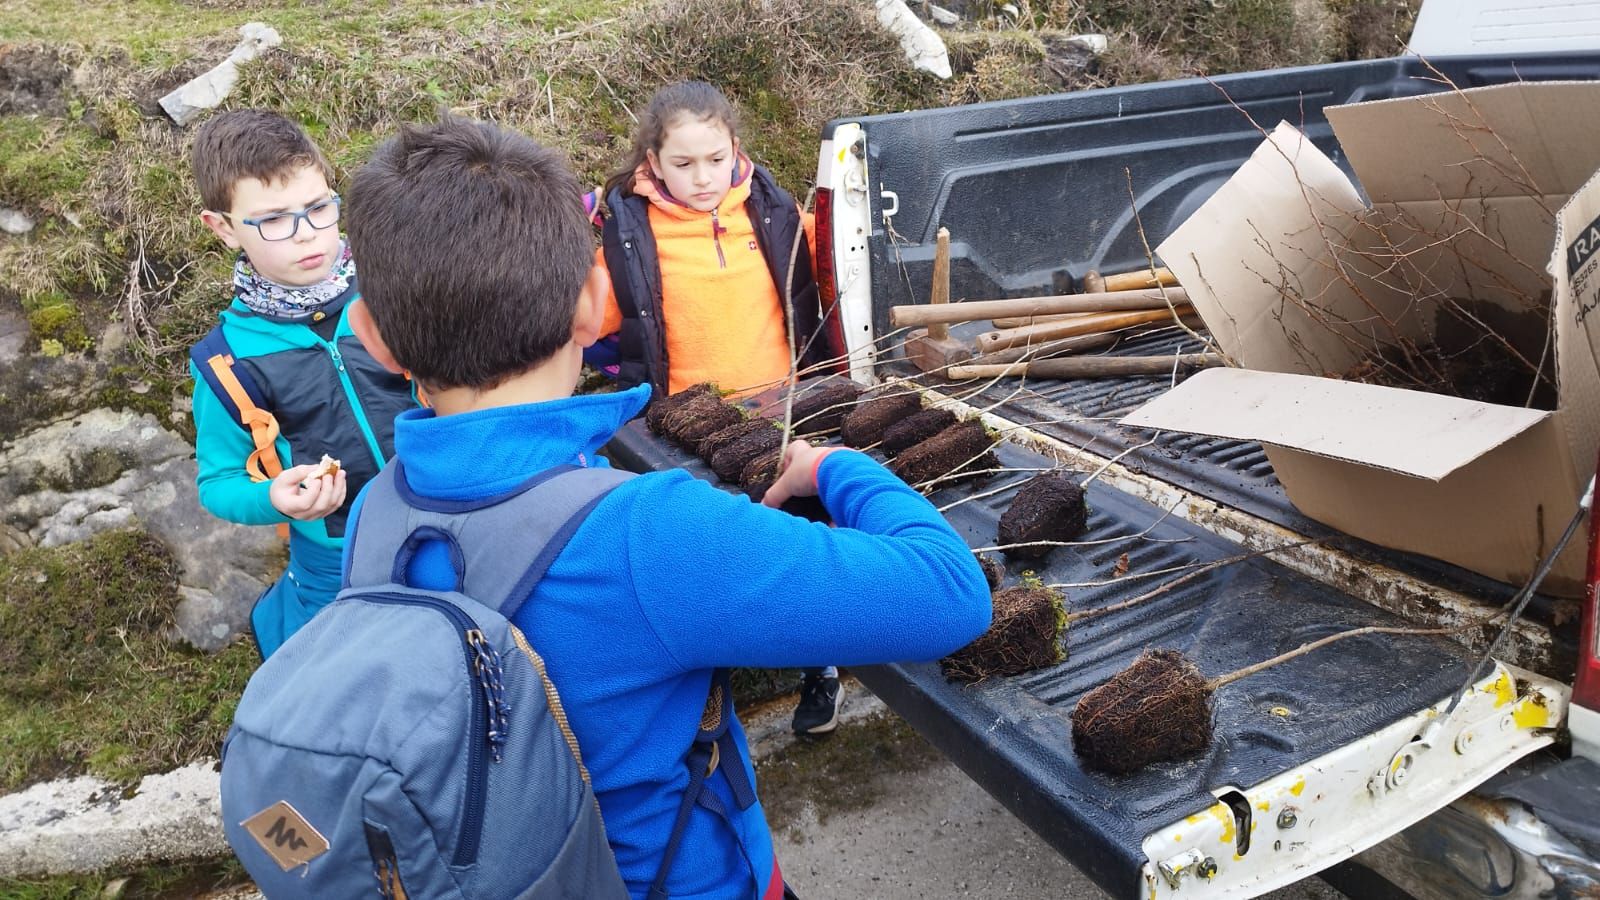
[220,463,633,898]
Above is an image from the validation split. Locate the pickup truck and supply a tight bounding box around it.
[610,21,1600,900]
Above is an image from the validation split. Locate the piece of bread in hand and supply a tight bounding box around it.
[310,454,342,479]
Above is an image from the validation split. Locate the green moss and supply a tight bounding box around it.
[755,711,943,836]
[0,117,108,215]
[0,530,258,792]
[0,857,248,900]
[25,295,92,351]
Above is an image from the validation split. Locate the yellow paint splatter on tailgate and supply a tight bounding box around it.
[1289,777,1306,797]
[1211,803,1236,845]
[1491,672,1514,707]
[1512,695,1550,729]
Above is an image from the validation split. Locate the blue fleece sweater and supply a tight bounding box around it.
[345,385,991,899]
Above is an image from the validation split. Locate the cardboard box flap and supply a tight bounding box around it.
[1156,122,1397,377]
[1327,82,1600,204]
[1554,166,1600,481]
[1122,368,1551,481]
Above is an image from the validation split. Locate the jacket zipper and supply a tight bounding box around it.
[321,336,387,466]
[711,209,727,269]
[359,593,504,867]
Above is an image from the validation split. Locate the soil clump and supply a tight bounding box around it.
[1071,648,1212,774]
[661,394,745,449]
[941,584,1066,682]
[710,425,785,483]
[975,553,1005,590]
[696,418,773,464]
[881,408,958,457]
[890,420,998,488]
[785,382,863,435]
[998,474,1088,560]
[839,390,922,448]
[646,382,719,435]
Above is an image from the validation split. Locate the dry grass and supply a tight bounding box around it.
[1,0,1422,428]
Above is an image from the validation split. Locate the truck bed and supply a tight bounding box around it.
[831,52,1600,680]
[606,396,1480,898]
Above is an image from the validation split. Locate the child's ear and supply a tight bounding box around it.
[347,300,406,375]
[572,262,610,348]
[645,148,662,181]
[200,210,242,250]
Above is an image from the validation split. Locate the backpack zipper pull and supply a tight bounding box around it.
[467,629,510,763]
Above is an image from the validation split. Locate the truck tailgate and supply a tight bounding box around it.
[604,393,1565,898]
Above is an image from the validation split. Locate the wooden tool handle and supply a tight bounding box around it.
[928,228,951,340]
[948,354,1223,380]
[992,311,1094,329]
[1102,267,1176,292]
[970,314,1206,365]
[890,288,1189,327]
[976,306,1194,354]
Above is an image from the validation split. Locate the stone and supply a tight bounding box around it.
[0,762,228,878]
[0,410,282,652]
[0,207,35,236]
[0,307,27,364]
[159,23,282,126]
[927,3,960,25]
[876,0,952,79]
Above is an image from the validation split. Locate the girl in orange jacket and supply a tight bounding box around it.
[594,81,839,399]
[596,82,848,740]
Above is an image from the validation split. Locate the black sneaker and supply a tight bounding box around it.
[792,673,844,736]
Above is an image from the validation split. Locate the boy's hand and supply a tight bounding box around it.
[762,441,840,509]
[269,463,348,521]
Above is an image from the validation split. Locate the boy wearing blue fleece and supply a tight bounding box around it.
[341,118,991,900]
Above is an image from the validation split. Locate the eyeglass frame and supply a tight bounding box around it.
[222,193,343,242]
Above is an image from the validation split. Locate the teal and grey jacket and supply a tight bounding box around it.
[189,286,419,549]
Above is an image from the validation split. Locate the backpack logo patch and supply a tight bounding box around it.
[242,800,330,871]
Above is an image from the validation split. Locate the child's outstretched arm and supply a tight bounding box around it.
[615,446,992,672]
[191,363,290,526]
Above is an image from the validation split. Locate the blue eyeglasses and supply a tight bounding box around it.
[230,194,342,242]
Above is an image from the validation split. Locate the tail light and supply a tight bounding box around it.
[1577,452,1600,713]
[811,187,848,374]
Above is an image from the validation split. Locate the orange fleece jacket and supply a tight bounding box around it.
[598,161,816,397]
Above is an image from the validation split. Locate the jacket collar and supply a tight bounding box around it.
[392,385,651,500]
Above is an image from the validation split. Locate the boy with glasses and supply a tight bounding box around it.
[188,109,419,658]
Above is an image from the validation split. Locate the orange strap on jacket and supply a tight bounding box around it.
[207,354,291,540]
[207,353,285,481]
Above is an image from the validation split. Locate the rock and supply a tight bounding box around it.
[0,762,228,878]
[171,568,264,653]
[927,3,960,25]
[0,307,27,365]
[159,23,282,126]
[1041,32,1106,85]
[0,43,70,117]
[876,0,952,79]
[1,410,282,651]
[0,207,36,236]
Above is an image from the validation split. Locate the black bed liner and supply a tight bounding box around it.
[605,389,1476,899]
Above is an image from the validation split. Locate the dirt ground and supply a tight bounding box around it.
[755,686,1345,900]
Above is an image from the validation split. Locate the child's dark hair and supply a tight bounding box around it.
[191,109,335,213]
[346,117,591,391]
[603,81,740,199]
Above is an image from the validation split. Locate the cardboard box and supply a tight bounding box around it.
[1123,82,1600,595]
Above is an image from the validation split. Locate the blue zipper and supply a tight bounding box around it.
[358,593,499,867]
[322,338,386,464]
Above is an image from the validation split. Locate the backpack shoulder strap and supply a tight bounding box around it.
[190,326,284,481]
[345,463,635,620]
